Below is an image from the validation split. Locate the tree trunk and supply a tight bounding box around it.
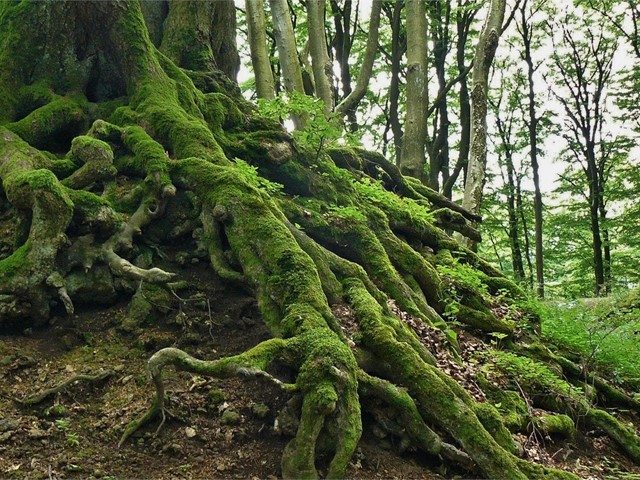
[459,0,506,247]
[520,0,544,298]
[269,0,307,128]
[389,1,405,162]
[246,0,276,99]
[442,0,478,199]
[335,0,382,119]
[160,0,240,80]
[398,0,428,180]
[307,0,334,113]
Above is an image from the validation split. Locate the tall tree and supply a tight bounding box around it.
[517,0,546,297]
[246,0,276,99]
[398,0,428,180]
[460,0,507,246]
[307,0,335,113]
[269,0,307,128]
[547,7,618,295]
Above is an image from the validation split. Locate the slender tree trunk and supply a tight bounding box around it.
[586,150,606,295]
[399,0,428,180]
[520,0,544,297]
[246,0,276,99]
[389,1,404,162]
[516,177,535,289]
[269,0,307,128]
[307,0,334,113]
[506,155,526,282]
[598,200,612,294]
[426,0,452,192]
[442,2,476,199]
[460,0,506,247]
[336,0,382,119]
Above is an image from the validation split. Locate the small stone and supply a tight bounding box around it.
[28,428,47,439]
[220,410,241,425]
[184,427,196,438]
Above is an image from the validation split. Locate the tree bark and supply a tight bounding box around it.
[335,0,382,118]
[246,0,276,99]
[519,0,545,297]
[307,0,335,113]
[459,0,507,247]
[269,0,307,128]
[398,0,428,180]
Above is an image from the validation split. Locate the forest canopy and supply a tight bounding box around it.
[0,0,639,479]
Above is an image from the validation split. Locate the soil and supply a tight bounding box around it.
[1,251,639,479]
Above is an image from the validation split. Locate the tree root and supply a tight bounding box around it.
[20,369,115,405]
[119,340,294,447]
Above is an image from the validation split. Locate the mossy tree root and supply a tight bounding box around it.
[496,350,640,465]
[119,340,294,447]
[20,369,116,406]
[0,128,74,321]
[344,278,577,480]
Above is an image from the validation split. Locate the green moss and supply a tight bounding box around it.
[474,402,521,455]
[478,376,529,432]
[491,351,584,405]
[532,414,575,438]
[7,96,87,152]
[0,240,31,281]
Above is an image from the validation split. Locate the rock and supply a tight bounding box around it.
[207,388,226,406]
[220,409,241,425]
[184,427,196,438]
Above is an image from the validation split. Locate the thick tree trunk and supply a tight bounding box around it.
[160,0,240,80]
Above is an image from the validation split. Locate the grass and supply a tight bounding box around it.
[539,293,640,390]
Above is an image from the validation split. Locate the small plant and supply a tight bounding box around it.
[65,432,80,447]
[258,92,343,156]
[234,158,283,195]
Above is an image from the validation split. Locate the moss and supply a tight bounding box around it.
[532,414,575,438]
[0,240,31,281]
[121,125,172,191]
[491,351,584,404]
[474,402,521,455]
[7,96,87,152]
[478,376,529,432]
[585,409,640,462]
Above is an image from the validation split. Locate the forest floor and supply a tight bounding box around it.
[1,255,640,479]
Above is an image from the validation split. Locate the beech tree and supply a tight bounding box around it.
[1,2,640,479]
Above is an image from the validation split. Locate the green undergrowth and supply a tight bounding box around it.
[539,294,640,389]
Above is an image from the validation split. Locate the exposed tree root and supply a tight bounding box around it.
[20,369,115,406]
